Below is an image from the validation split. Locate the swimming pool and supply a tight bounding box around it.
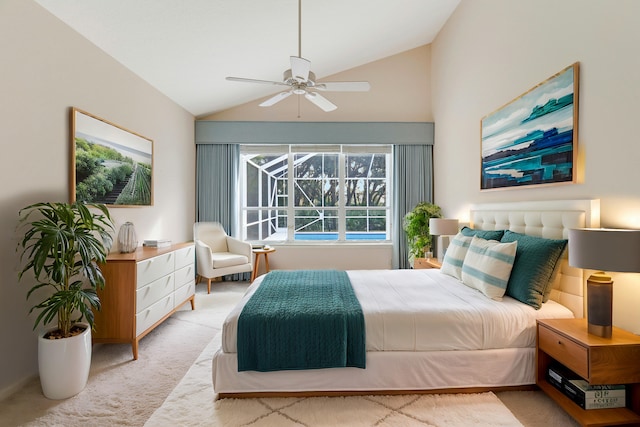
[294,232,387,241]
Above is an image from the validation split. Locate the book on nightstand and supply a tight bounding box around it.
[547,364,626,410]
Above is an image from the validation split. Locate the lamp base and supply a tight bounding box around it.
[587,272,613,339]
[436,235,451,263]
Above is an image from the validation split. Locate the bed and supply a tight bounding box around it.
[212,199,600,397]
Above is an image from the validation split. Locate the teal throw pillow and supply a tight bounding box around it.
[460,226,505,241]
[500,230,568,309]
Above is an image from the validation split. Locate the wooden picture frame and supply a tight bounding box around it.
[480,63,579,190]
[71,108,153,206]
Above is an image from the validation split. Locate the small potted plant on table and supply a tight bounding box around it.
[403,202,442,266]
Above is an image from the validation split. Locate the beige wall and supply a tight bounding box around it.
[431,0,640,333]
[202,45,432,122]
[0,0,195,397]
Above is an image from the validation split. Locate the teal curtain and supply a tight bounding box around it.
[393,144,434,269]
[196,144,239,235]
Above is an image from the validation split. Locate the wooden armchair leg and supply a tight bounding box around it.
[207,278,212,294]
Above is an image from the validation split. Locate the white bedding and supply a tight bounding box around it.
[222,269,574,354]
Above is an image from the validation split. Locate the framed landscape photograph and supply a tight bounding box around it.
[480,63,579,190]
[71,108,153,206]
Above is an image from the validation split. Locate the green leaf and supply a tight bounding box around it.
[17,201,114,337]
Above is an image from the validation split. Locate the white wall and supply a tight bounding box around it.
[265,244,393,272]
[431,0,640,333]
[0,0,195,398]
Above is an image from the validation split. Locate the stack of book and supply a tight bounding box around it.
[143,239,172,248]
[547,364,626,410]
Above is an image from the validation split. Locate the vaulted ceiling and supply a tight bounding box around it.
[35,0,460,117]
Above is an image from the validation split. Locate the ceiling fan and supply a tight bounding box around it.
[225,0,370,112]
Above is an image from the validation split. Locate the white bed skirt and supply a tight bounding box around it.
[212,345,535,395]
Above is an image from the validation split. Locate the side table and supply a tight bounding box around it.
[251,247,276,282]
[414,257,442,269]
[536,318,640,426]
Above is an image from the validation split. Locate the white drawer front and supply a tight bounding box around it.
[174,264,195,289]
[174,245,195,270]
[174,282,195,308]
[136,273,174,313]
[136,294,174,336]
[136,252,174,288]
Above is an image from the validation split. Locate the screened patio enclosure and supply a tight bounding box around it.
[241,146,391,242]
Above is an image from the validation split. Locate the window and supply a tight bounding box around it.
[240,145,392,242]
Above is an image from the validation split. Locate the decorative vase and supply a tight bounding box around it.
[118,222,138,253]
[38,323,92,399]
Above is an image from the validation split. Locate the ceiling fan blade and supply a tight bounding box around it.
[290,56,311,82]
[260,91,293,107]
[304,91,337,112]
[226,76,289,87]
[315,81,371,92]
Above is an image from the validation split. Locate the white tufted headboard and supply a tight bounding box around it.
[469,199,600,318]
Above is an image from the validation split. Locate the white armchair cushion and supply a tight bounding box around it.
[211,252,250,268]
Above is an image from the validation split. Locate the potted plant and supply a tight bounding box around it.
[17,201,114,399]
[403,202,442,265]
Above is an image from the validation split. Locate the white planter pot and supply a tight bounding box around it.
[38,323,92,400]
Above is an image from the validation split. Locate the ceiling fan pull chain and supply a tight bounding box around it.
[298,0,302,58]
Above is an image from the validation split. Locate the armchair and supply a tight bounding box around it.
[193,222,252,293]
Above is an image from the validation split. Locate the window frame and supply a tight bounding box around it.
[240,144,393,243]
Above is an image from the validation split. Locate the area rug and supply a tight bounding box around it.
[145,337,524,427]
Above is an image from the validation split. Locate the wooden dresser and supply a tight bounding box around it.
[94,242,196,359]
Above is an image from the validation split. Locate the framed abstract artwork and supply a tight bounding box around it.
[71,108,153,206]
[480,63,579,190]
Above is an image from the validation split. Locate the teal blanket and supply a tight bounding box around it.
[237,270,366,372]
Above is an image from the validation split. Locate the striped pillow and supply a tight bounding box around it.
[440,232,473,280]
[461,236,517,300]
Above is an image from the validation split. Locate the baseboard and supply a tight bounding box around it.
[0,373,38,401]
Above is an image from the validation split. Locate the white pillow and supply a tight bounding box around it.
[440,232,473,280]
[461,236,517,300]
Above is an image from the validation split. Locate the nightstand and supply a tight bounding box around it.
[536,318,640,426]
[413,258,441,269]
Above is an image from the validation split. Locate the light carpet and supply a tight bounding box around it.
[0,282,579,427]
[146,336,523,427]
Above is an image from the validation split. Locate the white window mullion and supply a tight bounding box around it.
[240,156,247,240]
[338,152,346,240]
[287,151,295,242]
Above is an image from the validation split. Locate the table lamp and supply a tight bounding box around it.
[568,228,640,338]
[429,218,459,262]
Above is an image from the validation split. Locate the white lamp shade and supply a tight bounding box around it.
[568,228,640,272]
[429,218,459,236]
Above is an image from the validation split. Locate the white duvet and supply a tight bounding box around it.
[222,269,574,353]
